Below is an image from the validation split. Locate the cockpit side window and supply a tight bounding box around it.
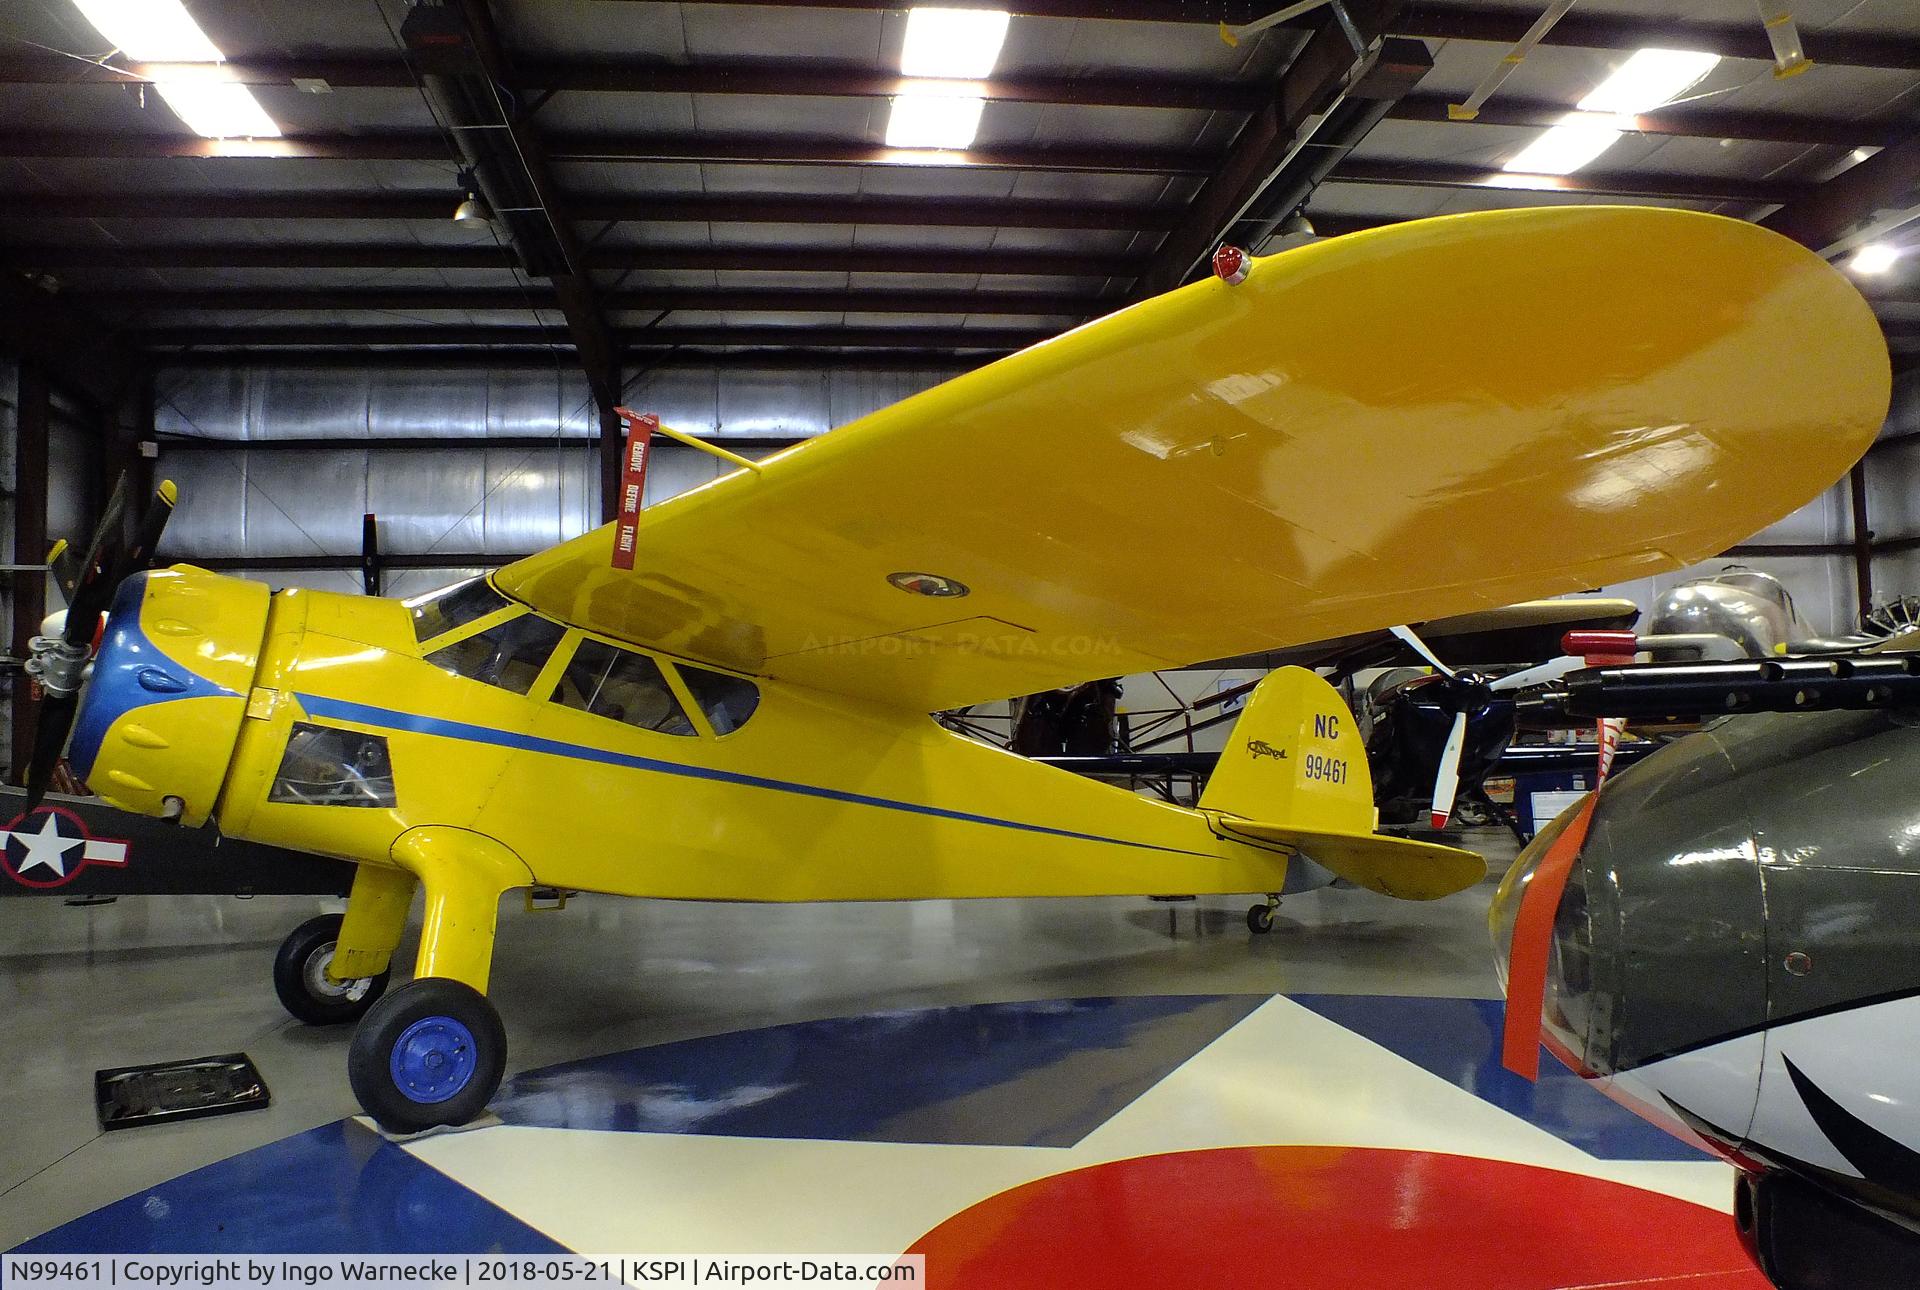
[427,611,565,695]
[407,577,509,644]
[552,638,696,736]
[677,665,761,735]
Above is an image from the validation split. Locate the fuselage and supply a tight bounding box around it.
[73,567,1303,904]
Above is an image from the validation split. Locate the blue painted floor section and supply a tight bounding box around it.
[15,1121,565,1254]
[492,994,1264,1146]
[1291,994,1712,1161]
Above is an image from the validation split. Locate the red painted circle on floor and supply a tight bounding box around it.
[908,1147,1769,1289]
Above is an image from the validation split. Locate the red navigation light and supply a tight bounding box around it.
[1211,244,1250,285]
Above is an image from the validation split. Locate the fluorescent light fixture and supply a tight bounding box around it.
[1850,243,1901,275]
[1576,48,1721,114]
[70,0,222,62]
[69,0,282,139]
[900,8,1010,79]
[886,86,985,150]
[1503,119,1625,176]
[152,81,280,138]
[1503,47,1720,177]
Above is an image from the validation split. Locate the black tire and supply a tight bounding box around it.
[273,913,391,1026]
[1247,903,1275,935]
[348,978,506,1134]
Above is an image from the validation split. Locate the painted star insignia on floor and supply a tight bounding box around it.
[10,994,1746,1264]
[6,812,85,880]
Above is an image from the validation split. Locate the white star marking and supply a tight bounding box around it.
[7,813,85,879]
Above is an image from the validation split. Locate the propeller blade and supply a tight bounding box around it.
[17,476,174,801]
[61,474,134,646]
[47,537,81,603]
[1595,716,1626,781]
[119,479,177,580]
[1390,624,1457,678]
[1429,710,1469,830]
[1489,655,1586,693]
[21,691,77,811]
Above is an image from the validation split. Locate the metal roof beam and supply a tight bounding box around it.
[592,0,1920,71]
[21,3,1882,69]
[8,244,1143,277]
[1395,3,1920,71]
[1329,159,1809,204]
[153,348,991,371]
[7,191,1177,231]
[1388,94,1904,150]
[401,0,620,417]
[0,131,1215,173]
[105,287,1111,315]
[0,53,1262,111]
[159,433,805,452]
[136,324,1056,349]
[1136,1,1412,298]
[1760,134,1920,252]
[591,0,1275,23]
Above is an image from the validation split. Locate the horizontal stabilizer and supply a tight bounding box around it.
[1216,820,1485,901]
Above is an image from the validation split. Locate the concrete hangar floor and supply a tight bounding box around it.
[2,832,1762,1287]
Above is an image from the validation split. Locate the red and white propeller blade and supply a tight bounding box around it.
[1429,710,1469,830]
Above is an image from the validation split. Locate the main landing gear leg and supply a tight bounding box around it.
[347,828,531,1134]
[1247,893,1281,935]
[273,864,415,1026]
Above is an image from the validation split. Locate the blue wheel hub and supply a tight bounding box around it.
[389,1015,478,1104]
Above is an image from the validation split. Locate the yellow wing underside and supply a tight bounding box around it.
[498,206,1889,712]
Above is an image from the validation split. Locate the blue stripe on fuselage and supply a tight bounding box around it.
[294,692,1215,858]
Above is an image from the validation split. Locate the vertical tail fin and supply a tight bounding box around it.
[1199,667,1376,834]
[1200,668,1484,901]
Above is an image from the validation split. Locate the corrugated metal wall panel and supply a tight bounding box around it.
[151,362,959,569]
[158,450,250,558]
[156,367,600,442]
[242,447,368,558]
[255,369,374,441]
[366,449,486,557]
[621,367,721,436]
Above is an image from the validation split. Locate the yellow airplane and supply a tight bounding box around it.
[25,206,1888,1132]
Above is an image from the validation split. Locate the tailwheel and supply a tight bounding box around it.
[348,978,505,1133]
[273,913,390,1026]
[1246,897,1279,935]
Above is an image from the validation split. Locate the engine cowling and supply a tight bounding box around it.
[69,567,270,827]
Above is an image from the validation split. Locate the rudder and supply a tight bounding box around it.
[1198,667,1376,834]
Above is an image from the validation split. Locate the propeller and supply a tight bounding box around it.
[1390,625,1612,831]
[20,476,177,808]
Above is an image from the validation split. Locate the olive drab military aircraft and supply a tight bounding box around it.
[1494,655,1920,1290]
[23,206,1891,1132]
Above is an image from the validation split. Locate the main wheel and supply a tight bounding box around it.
[1246,902,1275,934]
[273,913,390,1026]
[348,978,506,1134]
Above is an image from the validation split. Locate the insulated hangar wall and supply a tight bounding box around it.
[150,361,962,598]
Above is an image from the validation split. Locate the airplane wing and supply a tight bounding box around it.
[496,206,1888,713]
[1199,596,1641,675]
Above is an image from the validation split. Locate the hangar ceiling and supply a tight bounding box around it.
[2,0,1917,408]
